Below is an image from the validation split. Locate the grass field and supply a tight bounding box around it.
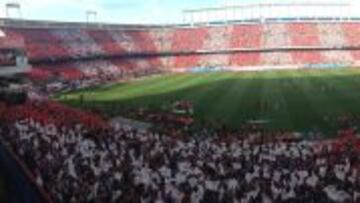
[56,68,360,133]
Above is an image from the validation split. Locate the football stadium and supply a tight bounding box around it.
[1,0,360,202]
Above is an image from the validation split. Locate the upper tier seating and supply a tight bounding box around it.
[4,28,69,60]
[288,23,324,64]
[317,24,353,64]
[288,23,321,47]
[230,25,263,49]
[199,27,232,67]
[51,29,105,58]
[317,24,347,48]
[87,30,125,55]
[261,24,293,65]
[128,31,159,53]
[229,25,262,66]
[342,23,360,60]
[171,28,208,68]
[149,29,174,67]
[108,31,139,53]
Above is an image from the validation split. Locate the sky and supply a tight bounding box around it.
[0,0,358,24]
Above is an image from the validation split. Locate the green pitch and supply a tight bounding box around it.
[56,68,360,133]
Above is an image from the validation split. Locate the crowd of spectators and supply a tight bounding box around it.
[27,59,164,96]
[3,23,359,80]
[1,99,360,202]
[2,22,360,202]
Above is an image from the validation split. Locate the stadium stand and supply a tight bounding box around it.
[87,29,125,56]
[51,28,106,58]
[128,31,159,53]
[0,29,25,51]
[288,23,320,47]
[231,25,263,49]
[342,23,360,61]
[199,26,232,67]
[317,24,353,64]
[4,28,69,60]
[3,19,360,203]
[1,99,360,202]
[288,23,324,64]
[109,30,139,53]
[261,24,294,65]
[149,29,174,68]
[128,31,164,68]
[0,101,107,130]
[229,25,262,66]
[3,22,360,79]
[172,27,209,68]
[28,66,54,80]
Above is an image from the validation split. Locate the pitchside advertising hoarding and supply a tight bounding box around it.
[186,64,352,73]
